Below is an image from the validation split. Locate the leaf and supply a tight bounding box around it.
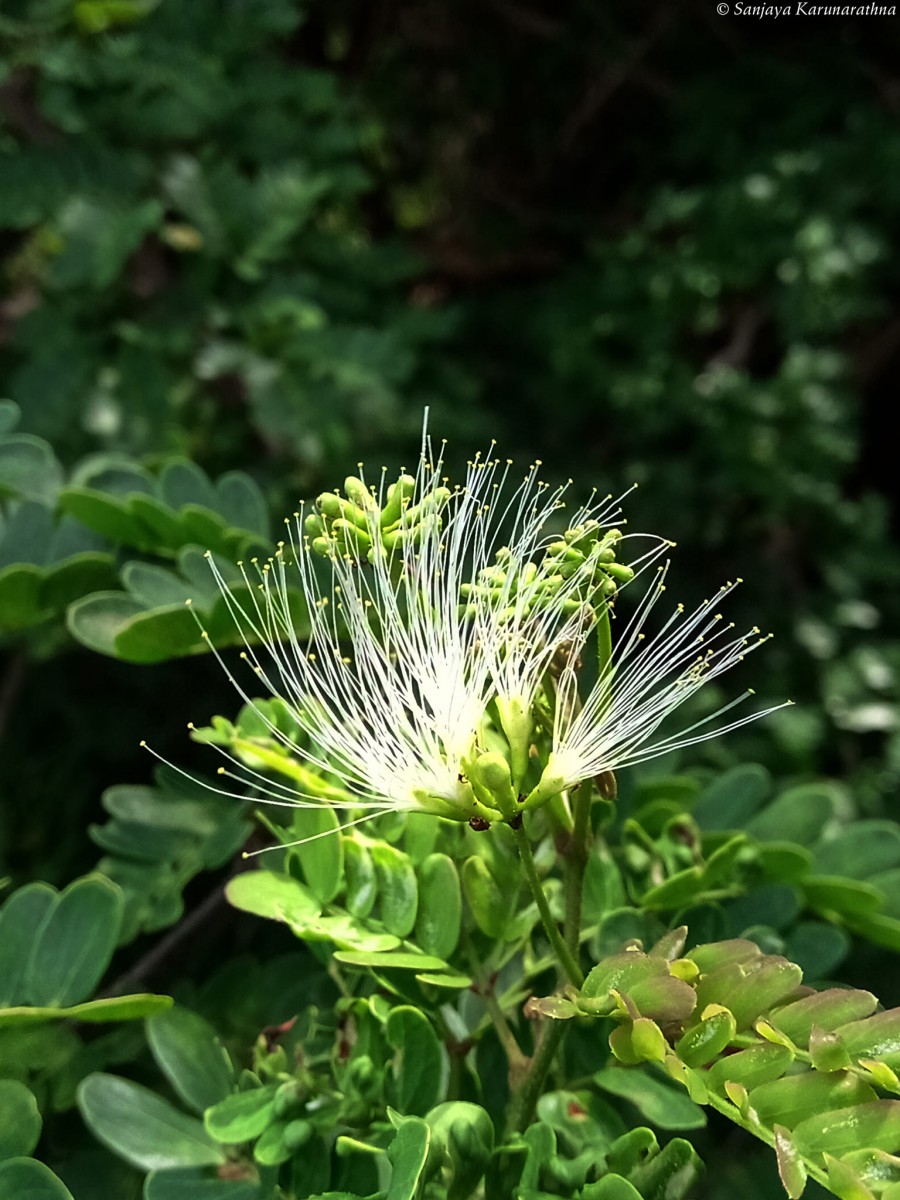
[745,784,839,846]
[581,1177,643,1200]
[0,565,45,632]
[66,591,147,656]
[813,823,900,880]
[371,844,418,938]
[693,957,803,1031]
[415,854,462,960]
[0,882,56,1006]
[386,1118,431,1200]
[25,875,124,1007]
[205,1086,278,1144]
[774,1125,808,1199]
[692,764,771,831]
[335,950,448,971]
[289,807,343,903]
[0,434,65,504]
[768,988,878,1048]
[77,1073,225,1169]
[113,606,208,663]
[0,992,172,1027]
[58,488,152,546]
[593,1066,706,1130]
[0,1081,41,1160]
[216,473,270,538]
[225,870,321,925]
[385,1007,444,1115]
[705,1044,794,1092]
[147,1007,234,1114]
[749,1072,876,1130]
[0,1158,74,1199]
[461,856,515,939]
[803,876,885,918]
[344,840,377,918]
[835,1009,900,1068]
[793,1101,900,1159]
[144,1166,262,1200]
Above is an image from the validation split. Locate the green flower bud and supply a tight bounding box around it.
[495,695,532,788]
[344,476,377,512]
[522,753,569,812]
[380,474,416,528]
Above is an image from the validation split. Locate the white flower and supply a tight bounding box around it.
[193,428,650,824]
[524,564,791,810]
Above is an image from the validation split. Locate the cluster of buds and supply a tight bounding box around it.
[302,473,451,563]
[460,522,636,624]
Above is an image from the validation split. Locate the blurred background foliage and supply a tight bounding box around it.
[3,3,900,1196]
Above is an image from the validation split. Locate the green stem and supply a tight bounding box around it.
[513,820,584,989]
[563,783,593,955]
[505,1019,567,1134]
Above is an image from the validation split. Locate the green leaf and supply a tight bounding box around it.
[344,840,377,918]
[0,883,56,1006]
[774,1126,807,1200]
[335,950,448,971]
[803,876,885,918]
[813,823,900,880]
[66,591,147,656]
[674,1007,736,1068]
[769,988,878,1048]
[692,764,771,831]
[749,1071,876,1130]
[593,1066,706,1130]
[415,854,461,960]
[0,434,65,504]
[745,784,839,846]
[835,1009,900,1068]
[386,1117,431,1200]
[147,1007,234,1114]
[581,1177,643,1200]
[628,1137,704,1200]
[461,856,515,939]
[122,561,196,608]
[59,488,152,546]
[0,992,171,1027]
[144,1166,262,1200]
[0,1158,74,1199]
[372,844,418,938]
[205,1085,278,1143]
[113,606,208,663]
[693,957,803,1031]
[289,808,343,903]
[40,552,117,613]
[77,1073,225,1169]
[0,1081,41,1160]
[216,473,270,538]
[705,1044,794,1092]
[793,1101,900,1159]
[25,875,124,1007]
[225,870,321,925]
[385,1007,444,1115]
[159,461,217,511]
[0,565,45,632]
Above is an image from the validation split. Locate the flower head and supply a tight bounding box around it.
[195,426,650,826]
[174,421,785,840]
